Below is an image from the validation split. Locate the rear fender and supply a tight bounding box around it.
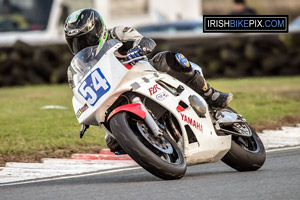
[107,103,146,122]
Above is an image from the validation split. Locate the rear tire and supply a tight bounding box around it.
[222,125,266,171]
[109,112,186,180]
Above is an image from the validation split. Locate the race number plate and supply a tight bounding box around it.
[78,68,111,106]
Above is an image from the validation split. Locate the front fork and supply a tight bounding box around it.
[131,96,164,137]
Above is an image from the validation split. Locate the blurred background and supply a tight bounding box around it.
[1,0,300,165]
[0,0,300,86]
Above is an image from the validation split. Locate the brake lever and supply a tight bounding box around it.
[122,55,148,64]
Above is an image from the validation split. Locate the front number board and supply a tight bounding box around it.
[78,68,111,106]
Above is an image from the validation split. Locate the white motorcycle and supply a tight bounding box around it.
[70,39,266,180]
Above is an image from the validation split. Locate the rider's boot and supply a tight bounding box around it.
[186,71,233,109]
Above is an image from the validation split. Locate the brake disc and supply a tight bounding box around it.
[137,121,173,154]
[232,123,252,137]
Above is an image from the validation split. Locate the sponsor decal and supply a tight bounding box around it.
[180,113,203,133]
[76,104,89,118]
[149,84,161,95]
[156,91,168,101]
[175,53,191,68]
[176,101,189,112]
[176,105,185,112]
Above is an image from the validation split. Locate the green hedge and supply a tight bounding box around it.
[0,41,72,87]
[152,33,300,78]
[0,33,300,86]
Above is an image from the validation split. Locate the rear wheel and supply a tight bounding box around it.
[109,112,186,180]
[221,122,266,171]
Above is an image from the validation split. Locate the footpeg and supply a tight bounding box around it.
[80,124,89,138]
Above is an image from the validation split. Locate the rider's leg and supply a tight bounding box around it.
[150,52,233,109]
[185,68,233,109]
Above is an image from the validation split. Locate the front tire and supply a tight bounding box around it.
[109,112,186,180]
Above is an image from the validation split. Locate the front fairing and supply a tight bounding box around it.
[70,39,122,87]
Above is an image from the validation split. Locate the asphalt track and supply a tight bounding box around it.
[0,147,300,200]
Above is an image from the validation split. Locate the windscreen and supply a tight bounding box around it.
[70,39,121,84]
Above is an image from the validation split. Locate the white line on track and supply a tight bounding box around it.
[1,146,299,187]
[0,166,141,187]
[266,145,300,152]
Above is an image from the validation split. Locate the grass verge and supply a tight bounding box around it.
[210,76,300,130]
[0,76,299,165]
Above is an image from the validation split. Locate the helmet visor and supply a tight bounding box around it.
[66,27,100,55]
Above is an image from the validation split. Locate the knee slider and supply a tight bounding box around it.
[151,52,192,73]
[164,52,192,72]
[174,53,192,72]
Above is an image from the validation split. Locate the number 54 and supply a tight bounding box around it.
[79,69,110,106]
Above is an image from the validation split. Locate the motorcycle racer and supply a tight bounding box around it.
[64,9,233,152]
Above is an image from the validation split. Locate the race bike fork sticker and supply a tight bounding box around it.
[78,68,111,106]
[148,84,161,95]
[156,91,168,101]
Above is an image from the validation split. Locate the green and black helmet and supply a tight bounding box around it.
[64,8,107,55]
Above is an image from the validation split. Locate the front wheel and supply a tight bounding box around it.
[221,123,266,171]
[109,112,186,180]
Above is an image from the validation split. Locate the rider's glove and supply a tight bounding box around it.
[127,46,143,65]
[138,37,156,54]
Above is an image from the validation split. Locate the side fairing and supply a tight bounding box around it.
[128,71,231,165]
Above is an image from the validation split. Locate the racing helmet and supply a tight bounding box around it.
[64,8,108,55]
